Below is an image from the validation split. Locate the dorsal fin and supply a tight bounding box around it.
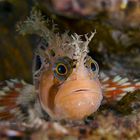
[100,72,140,101]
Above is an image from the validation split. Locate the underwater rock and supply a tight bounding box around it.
[0,108,140,140]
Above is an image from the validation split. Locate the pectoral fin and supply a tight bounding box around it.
[100,73,140,101]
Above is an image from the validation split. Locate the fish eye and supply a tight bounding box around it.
[90,60,99,73]
[90,62,96,72]
[53,57,73,81]
[85,56,99,74]
[56,63,67,76]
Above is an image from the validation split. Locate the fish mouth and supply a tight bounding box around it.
[74,89,93,93]
[72,88,99,95]
[59,88,100,99]
[54,88,103,120]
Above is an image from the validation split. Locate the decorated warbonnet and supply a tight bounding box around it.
[29,10,103,120]
[0,10,139,123]
[32,29,103,120]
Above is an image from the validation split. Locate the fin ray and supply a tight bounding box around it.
[100,73,140,101]
[0,79,25,120]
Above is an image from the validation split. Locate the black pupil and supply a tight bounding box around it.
[91,62,96,71]
[58,65,66,74]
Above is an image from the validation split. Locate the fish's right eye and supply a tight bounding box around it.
[53,57,73,81]
[56,63,68,76]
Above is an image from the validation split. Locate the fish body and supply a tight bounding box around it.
[0,10,140,124]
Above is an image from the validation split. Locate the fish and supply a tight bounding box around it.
[0,10,140,125]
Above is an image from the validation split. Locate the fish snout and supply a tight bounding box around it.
[54,80,103,120]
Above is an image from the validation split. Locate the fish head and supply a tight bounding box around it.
[33,32,103,120]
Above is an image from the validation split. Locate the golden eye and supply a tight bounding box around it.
[53,57,73,81]
[56,63,68,76]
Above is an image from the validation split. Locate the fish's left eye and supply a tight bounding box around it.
[85,56,99,74]
[90,60,99,74]
[91,62,96,72]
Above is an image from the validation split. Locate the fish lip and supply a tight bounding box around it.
[66,88,100,97]
[73,89,93,93]
[56,89,100,100]
[72,88,99,94]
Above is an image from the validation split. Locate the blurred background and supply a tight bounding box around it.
[0,0,140,82]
